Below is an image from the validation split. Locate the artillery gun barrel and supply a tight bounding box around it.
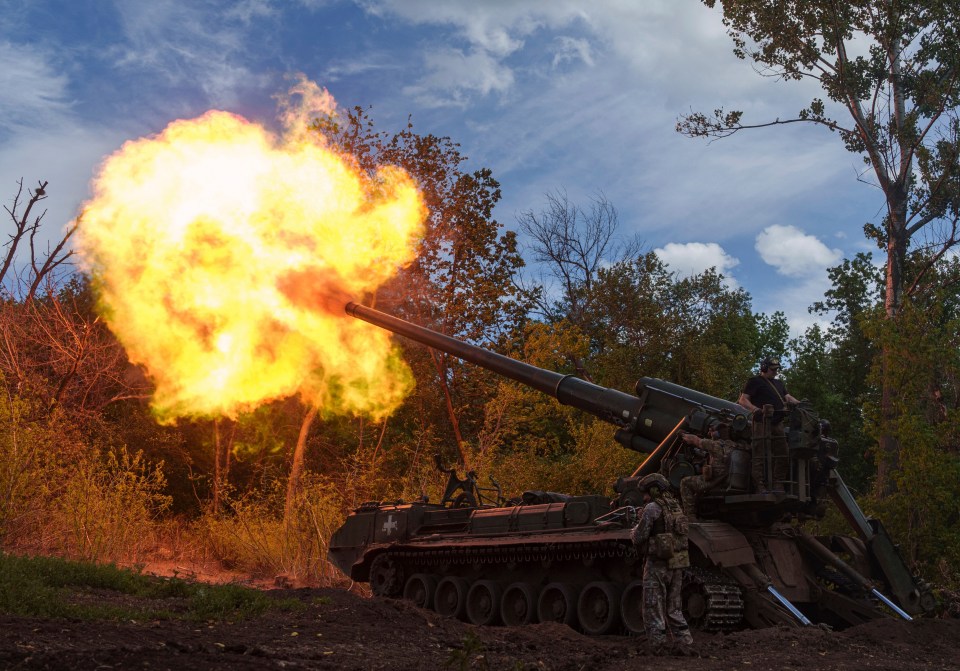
[346,302,747,452]
[347,302,643,428]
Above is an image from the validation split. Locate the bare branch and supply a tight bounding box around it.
[26,218,78,303]
[518,189,639,324]
[1,179,47,290]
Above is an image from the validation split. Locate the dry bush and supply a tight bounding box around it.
[197,472,346,586]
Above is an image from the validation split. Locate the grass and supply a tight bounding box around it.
[0,551,305,622]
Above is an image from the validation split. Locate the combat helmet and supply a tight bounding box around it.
[637,473,671,497]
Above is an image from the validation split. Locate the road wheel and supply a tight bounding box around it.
[620,580,645,635]
[536,582,579,627]
[403,573,438,610]
[578,581,623,635]
[466,580,503,626]
[501,582,539,626]
[435,576,471,620]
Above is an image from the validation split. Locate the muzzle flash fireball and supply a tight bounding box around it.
[75,87,426,422]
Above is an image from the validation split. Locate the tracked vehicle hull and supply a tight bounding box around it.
[329,302,936,634]
[329,492,925,633]
[330,497,748,633]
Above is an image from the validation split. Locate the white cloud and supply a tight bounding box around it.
[356,1,592,103]
[0,41,121,243]
[654,242,740,287]
[0,42,73,135]
[363,0,857,250]
[356,1,782,105]
[755,224,841,277]
[0,126,130,249]
[110,1,272,107]
[552,36,594,68]
[751,225,843,337]
[360,0,586,56]
[403,48,515,106]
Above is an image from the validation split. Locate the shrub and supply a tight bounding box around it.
[0,397,170,564]
[198,472,346,585]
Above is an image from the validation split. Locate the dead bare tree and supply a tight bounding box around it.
[0,283,151,417]
[3,179,77,303]
[0,181,150,416]
[518,190,643,325]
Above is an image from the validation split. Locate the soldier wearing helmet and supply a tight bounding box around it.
[629,473,695,656]
[738,356,800,493]
[679,421,747,520]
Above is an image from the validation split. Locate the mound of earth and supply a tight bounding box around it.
[1,586,957,670]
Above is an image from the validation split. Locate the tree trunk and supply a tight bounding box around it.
[431,349,467,467]
[285,406,318,526]
[875,193,909,496]
[212,419,222,515]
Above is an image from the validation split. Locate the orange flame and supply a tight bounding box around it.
[76,83,425,422]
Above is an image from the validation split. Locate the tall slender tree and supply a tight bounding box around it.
[679,0,960,494]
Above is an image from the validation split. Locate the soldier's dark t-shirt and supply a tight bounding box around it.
[742,375,789,423]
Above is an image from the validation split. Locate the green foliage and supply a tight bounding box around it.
[477,321,589,462]
[786,253,883,491]
[784,252,960,581]
[445,630,487,671]
[0,395,170,563]
[582,253,758,398]
[862,282,960,459]
[865,439,960,578]
[0,552,302,620]
[856,285,960,571]
[462,320,637,497]
[53,446,172,562]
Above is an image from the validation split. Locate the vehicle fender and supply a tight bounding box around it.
[688,521,756,567]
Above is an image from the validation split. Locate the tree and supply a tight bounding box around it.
[0,182,148,418]
[584,253,759,398]
[678,1,960,494]
[859,258,960,568]
[2,179,77,303]
[313,108,534,469]
[784,254,883,491]
[517,190,642,325]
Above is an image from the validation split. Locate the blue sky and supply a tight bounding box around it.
[1,0,887,334]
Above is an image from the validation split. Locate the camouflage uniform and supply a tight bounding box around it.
[680,438,737,519]
[630,492,693,653]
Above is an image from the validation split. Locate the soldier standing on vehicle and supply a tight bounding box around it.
[738,357,800,493]
[630,473,695,656]
[679,422,744,520]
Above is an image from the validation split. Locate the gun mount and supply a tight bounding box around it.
[329,302,936,634]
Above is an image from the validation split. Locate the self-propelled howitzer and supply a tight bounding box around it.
[329,302,935,634]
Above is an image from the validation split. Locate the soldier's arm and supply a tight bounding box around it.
[699,438,729,459]
[630,502,659,546]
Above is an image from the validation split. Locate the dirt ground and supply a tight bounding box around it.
[2,584,959,671]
